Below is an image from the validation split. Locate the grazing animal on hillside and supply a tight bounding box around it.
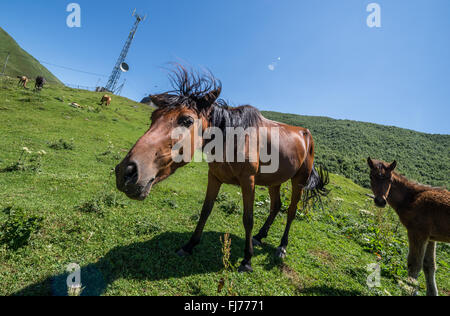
[100,94,112,106]
[367,158,450,296]
[17,76,29,88]
[34,76,46,91]
[115,66,329,272]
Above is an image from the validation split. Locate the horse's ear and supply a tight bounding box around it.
[388,160,397,171]
[203,86,222,106]
[367,157,375,169]
[150,94,168,108]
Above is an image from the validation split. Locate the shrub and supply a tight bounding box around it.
[0,207,43,250]
[48,138,74,151]
[76,199,105,216]
[75,191,125,216]
[219,200,240,216]
[134,219,161,236]
[218,233,236,296]
[0,147,45,173]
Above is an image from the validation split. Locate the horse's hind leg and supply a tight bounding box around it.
[177,172,222,256]
[253,185,281,246]
[423,241,438,296]
[276,180,302,259]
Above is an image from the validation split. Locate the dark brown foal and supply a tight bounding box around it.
[368,158,450,296]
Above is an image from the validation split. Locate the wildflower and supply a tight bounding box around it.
[360,209,374,216]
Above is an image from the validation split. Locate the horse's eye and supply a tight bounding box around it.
[178,116,194,127]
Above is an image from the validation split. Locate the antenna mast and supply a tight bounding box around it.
[105,9,146,93]
[116,79,127,96]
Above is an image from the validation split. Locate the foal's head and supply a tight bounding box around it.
[367,158,397,207]
[115,67,221,200]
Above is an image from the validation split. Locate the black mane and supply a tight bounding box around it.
[152,65,263,130]
[210,101,262,132]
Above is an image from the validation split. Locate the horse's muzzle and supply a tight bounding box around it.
[115,161,155,201]
[374,196,387,208]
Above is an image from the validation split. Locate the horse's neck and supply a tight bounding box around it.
[387,173,421,211]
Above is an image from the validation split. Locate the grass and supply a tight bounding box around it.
[0,77,448,296]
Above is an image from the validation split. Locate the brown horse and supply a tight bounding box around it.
[115,67,328,272]
[17,76,29,88]
[367,158,450,296]
[100,94,112,106]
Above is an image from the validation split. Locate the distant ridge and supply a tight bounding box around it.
[262,111,449,189]
[0,27,61,84]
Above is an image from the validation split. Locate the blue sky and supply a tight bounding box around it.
[1,0,449,134]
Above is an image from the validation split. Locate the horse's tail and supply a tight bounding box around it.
[303,163,330,202]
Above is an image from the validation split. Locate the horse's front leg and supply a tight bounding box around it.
[406,231,428,295]
[177,172,222,256]
[238,176,256,273]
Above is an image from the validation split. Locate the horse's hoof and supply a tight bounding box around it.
[252,237,262,247]
[238,263,253,273]
[275,247,287,259]
[176,248,192,257]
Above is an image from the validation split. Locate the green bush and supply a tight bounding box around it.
[75,191,125,216]
[0,207,43,250]
[0,147,45,173]
[48,138,74,151]
[219,200,241,216]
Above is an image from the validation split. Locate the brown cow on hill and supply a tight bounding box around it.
[100,94,112,106]
[17,76,29,88]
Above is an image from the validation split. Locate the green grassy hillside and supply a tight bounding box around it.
[263,111,449,189]
[0,27,61,84]
[0,77,448,296]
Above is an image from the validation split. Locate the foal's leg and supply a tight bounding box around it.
[238,176,256,273]
[253,185,281,246]
[423,241,438,296]
[407,231,428,295]
[177,172,222,256]
[276,181,302,259]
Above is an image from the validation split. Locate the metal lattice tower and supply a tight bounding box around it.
[105,10,146,93]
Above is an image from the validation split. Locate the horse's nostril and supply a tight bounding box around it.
[124,163,138,186]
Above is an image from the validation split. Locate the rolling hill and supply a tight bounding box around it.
[262,111,449,189]
[0,27,61,84]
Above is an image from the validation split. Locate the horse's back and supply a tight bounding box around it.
[416,189,450,209]
[414,189,450,242]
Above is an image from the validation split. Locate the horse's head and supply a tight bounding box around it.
[115,67,221,201]
[367,158,397,208]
